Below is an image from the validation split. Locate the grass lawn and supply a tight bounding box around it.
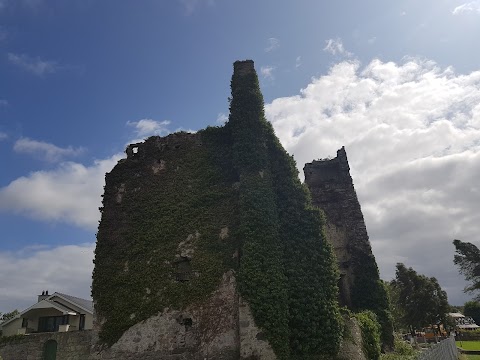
[463,356,480,360]
[457,340,480,350]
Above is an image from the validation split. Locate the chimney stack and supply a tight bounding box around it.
[38,290,49,302]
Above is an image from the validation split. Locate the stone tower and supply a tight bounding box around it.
[91,60,344,359]
[304,147,394,347]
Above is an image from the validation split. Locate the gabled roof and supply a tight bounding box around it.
[52,293,93,314]
[22,299,77,315]
[448,312,465,318]
[0,292,93,329]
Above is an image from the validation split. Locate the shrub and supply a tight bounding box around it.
[356,310,381,360]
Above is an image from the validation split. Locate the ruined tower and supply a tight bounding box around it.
[304,147,394,347]
[92,60,343,359]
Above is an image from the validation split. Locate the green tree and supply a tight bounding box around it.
[385,280,408,332]
[391,263,449,334]
[453,239,480,299]
[464,301,480,324]
[0,310,19,322]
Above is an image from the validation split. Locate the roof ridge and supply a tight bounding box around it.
[55,292,92,302]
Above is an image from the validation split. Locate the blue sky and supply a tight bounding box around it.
[1,0,480,312]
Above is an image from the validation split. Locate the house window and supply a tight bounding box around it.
[79,314,86,330]
[21,318,28,328]
[38,315,68,332]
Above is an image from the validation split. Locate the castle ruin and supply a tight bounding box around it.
[0,61,391,360]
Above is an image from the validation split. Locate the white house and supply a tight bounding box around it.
[0,291,93,336]
[448,312,480,330]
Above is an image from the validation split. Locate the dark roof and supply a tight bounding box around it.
[55,293,93,313]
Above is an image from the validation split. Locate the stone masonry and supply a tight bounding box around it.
[304,146,376,308]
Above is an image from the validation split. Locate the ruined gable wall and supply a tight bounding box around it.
[304,147,371,308]
[304,147,394,347]
[92,129,244,357]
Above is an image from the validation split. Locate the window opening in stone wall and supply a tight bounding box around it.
[182,317,193,331]
[174,258,192,282]
[338,274,349,307]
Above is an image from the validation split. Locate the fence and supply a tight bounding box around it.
[416,336,459,360]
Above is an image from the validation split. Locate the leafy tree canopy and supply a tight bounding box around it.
[391,263,449,332]
[0,310,19,323]
[453,239,480,299]
[464,301,480,325]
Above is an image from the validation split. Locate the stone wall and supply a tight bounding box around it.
[304,147,394,348]
[0,272,283,360]
[0,331,93,360]
[91,271,239,360]
[304,146,372,308]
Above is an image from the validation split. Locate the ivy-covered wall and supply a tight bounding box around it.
[93,129,240,347]
[92,60,343,359]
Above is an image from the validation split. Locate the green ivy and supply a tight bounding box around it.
[351,252,394,348]
[230,61,342,359]
[93,60,343,358]
[355,310,382,360]
[229,64,290,358]
[93,128,239,346]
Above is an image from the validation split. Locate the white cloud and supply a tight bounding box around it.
[0,243,94,313]
[323,38,352,57]
[0,132,7,141]
[265,58,480,304]
[8,52,58,77]
[0,154,122,230]
[14,138,85,162]
[265,37,280,52]
[126,118,171,140]
[260,65,276,80]
[453,1,480,14]
[0,120,172,231]
[216,112,228,124]
[295,56,302,69]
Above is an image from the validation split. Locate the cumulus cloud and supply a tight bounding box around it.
[265,37,280,52]
[453,1,480,14]
[126,118,171,140]
[0,243,94,312]
[14,138,85,162]
[260,65,276,80]
[0,154,122,230]
[265,58,480,304]
[323,38,352,57]
[8,52,58,77]
[216,112,228,124]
